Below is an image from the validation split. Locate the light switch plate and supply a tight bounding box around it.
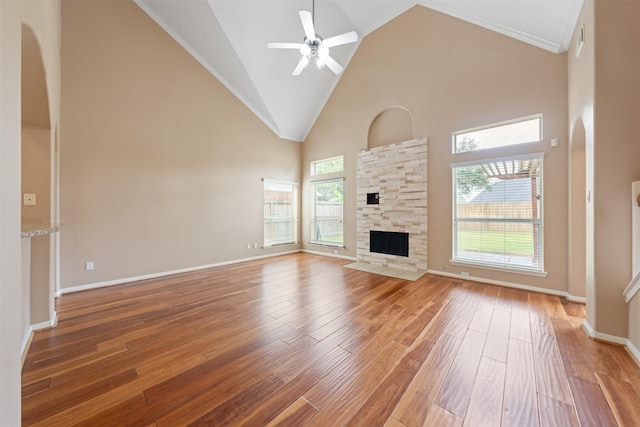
[23,193,36,206]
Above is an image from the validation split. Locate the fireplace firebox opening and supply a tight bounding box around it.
[370,230,409,257]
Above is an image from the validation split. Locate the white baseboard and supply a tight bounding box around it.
[626,339,640,367]
[21,330,34,367]
[59,250,302,295]
[582,321,640,367]
[21,313,58,367]
[581,319,628,345]
[427,269,585,303]
[565,294,587,304]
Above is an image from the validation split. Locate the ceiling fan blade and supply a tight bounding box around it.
[267,42,303,49]
[322,31,358,48]
[299,10,316,41]
[324,54,344,75]
[292,56,309,76]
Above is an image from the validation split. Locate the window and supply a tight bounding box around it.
[452,153,544,273]
[263,179,297,247]
[311,178,344,246]
[454,115,542,153]
[311,156,343,176]
[310,155,345,246]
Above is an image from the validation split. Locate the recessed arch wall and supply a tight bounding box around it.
[21,24,50,129]
[367,106,414,149]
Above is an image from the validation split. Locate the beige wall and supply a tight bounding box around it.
[29,236,51,324]
[23,125,52,327]
[60,0,301,289]
[22,127,50,222]
[568,2,594,312]
[303,6,569,293]
[590,0,640,337]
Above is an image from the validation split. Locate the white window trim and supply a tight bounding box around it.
[450,152,546,275]
[263,178,298,186]
[450,259,548,278]
[450,152,545,169]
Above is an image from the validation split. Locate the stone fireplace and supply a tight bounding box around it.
[356,138,428,273]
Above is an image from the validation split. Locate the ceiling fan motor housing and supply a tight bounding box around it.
[302,35,322,56]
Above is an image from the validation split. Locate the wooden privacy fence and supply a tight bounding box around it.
[457,202,535,232]
[264,200,294,245]
[313,202,343,241]
[263,201,344,244]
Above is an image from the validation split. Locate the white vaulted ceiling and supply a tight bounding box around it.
[134,0,583,142]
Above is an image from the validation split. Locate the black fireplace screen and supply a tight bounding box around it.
[370,230,409,257]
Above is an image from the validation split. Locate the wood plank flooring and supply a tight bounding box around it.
[22,253,640,426]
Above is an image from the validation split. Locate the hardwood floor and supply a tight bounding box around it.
[22,253,640,426]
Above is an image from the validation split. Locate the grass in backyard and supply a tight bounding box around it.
[457,229,534,256]
[321,235,344,244]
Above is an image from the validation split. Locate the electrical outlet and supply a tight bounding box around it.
[246,243,251,249]
[85,261,94,271]
[253,242,258,249]
[23,193,36,206]
[461,271,470,278]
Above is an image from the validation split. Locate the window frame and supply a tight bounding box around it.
[452,114,543,154]
[263,178,298,248]
[450,152,546,276]
[309,177,344,247]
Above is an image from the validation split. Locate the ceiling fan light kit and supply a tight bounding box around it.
[268,5,358,76]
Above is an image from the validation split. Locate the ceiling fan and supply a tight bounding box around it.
[267,1,358,76]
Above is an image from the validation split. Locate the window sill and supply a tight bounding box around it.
[264,241,299,248]
[450,259,548,278]
[309,241,345,248]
